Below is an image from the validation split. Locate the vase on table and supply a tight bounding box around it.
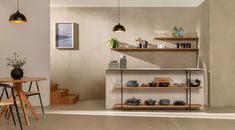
[11,68,24,79]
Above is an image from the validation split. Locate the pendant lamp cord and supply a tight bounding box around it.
[17,0,19,11]
[118,0,120,24]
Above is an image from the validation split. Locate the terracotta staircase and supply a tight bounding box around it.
[50,83,79,105]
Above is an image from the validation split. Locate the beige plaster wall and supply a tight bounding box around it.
[197,0,210,68]
[50,7,197,100]
[196,0,210,105]
[209,0,235,106]
[0,0,50,106]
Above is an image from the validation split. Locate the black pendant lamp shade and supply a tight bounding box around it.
[113,23,126,32]
[113,0,126,32]
[9,0,27,24]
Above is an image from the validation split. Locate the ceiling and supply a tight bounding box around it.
[51,0,206,7]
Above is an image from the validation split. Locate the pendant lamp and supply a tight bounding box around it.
[9,0,27,24]
[113,0,126,32]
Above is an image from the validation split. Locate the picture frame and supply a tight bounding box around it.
[55,22,79,49]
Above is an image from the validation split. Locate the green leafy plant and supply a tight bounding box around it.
[172,27,179,37]
[108,37,119,48]
[7,53,27,68]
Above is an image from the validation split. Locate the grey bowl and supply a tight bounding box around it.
[159,99,170,105]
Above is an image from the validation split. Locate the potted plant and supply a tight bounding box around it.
[108,37,119,48]
[7,53,27,79]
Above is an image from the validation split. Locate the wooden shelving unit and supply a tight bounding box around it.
[108,68,204,111]
[108,36,204,111]
[154,37,199,41]
[113,104,202,110]
[111,48,198,52]
[114,86,202,90]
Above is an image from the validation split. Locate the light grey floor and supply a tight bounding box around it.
[42,99,235,113]
[2,114,235,130]
[2,100,235,130]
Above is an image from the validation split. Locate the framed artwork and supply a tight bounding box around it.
[55,22,79,49]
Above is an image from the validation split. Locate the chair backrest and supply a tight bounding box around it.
[0,84,14,106]
[0,87,4,100]
[0,84,10,100]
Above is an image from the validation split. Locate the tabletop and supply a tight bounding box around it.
[0,77,47,83]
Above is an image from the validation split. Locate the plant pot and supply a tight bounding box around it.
[11,68,24,79]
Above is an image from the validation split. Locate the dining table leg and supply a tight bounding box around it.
[14,82,39,127]
[15,82,30,126]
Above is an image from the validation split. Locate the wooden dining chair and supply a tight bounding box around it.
[0,84,23,130]
[25,81,44,114]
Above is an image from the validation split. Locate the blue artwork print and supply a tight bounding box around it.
[56,23,73,48]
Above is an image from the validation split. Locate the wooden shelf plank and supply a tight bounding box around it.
[113,86,202,90]
[111,48,199,52]
[113,104,202,110]
[154,37,199,41]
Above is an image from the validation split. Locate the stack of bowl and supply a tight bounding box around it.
[127,80,139,87]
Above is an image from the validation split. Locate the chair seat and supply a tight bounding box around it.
[25,91,40,96]
[0,99,14,106]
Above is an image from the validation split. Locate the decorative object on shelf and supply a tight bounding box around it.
[141,83,148,87]
[135,38,143,48]
[55,22,79,49]
[155,29,171,37]
[148,81,157,87]
[172,27,179,37]
[178,27,185,37]
[159,99,170,105]
[138,43,143,48]
[7,53,27,79]
[173,83,187,87]
[158,82,170,87]
[120,55,127,69]
[176,43,180,48]
[9,0,27,24]
[108,38,119,48]
[143,41,148,48]
[157,44,167,49]
[155,77,172,87]
[173,100,186,106]
[125,97,141,106]
[113,0,126,32]
[126,80,139,87]
[109,61,120,69]
[185,43,191,48]
[145,99,157,106]
[172,27,185,37]
[175,43,192,49]
[190,79,201,87]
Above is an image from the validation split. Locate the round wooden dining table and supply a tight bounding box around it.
[0,77,47,126]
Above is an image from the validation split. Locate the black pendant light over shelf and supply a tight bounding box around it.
[113,0,126,32]
[9,0,27,24]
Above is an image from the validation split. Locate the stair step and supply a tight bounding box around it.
[61,94,79,105]
[50,89,69,105]
[57,89,69,97]
[50,83,58,92]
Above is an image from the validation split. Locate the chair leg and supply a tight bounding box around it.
[5,106,10,118]
[38,94,44,114]
[9,105,16,126]
[36,82,44,114]
[4,87,13,121]
[11,88,23,130]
